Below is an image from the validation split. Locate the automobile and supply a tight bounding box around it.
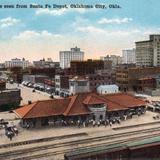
[50,94,54,99]
[27,83,34,88]
[9,79,14,84]
[39,85,45,91]
[23,81,30,86]
[33,83,38,88]
[21,81,26,85]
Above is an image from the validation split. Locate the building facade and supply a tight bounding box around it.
[122,49,136,64]
[0,89,21,111]
[14,92,146,127]
[136,35,160,67]
[5,58,31,69]
[116,66,160,91]
[0,80,6,90]
[23,75,48,84]
[69,77,90,95]
[59,47,84,69]
[97,84,119,95]
[70,59,104,75]
[33,58,59,68]
[55,75,70,96]
[100,55,122,67]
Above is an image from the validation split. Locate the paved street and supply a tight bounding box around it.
[6,83,51,106]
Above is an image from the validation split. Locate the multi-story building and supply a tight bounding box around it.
[33,58,59,68]
[28,67,56,78]
[70,59,104,75]
[23,75,48,84]
[122,48,136,64]
[0,89,21,111]
[69,77,90,95]
[55,75,70,96]
[100,55,122,67]
[59,47,84,69]
[136,35,160,67]
[0,80,6,90]
[0,63,5,69]
[5,58,31,69]
[88,74,113,91]
[116,66,160,91]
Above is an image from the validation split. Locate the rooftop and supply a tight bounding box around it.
[97,84,119,89]
[14,93,146,119]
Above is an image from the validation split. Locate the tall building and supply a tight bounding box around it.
[33,58,59,68]
[136,35,160,67]
[70,59,104,75]
[59,47,84,69]
[116,66,160,92]
[122,48,136,64]
[69,77,90,95]
[5,58,31,69]
[100,55,122,67]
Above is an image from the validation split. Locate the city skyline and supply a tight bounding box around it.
[0,0,160,62]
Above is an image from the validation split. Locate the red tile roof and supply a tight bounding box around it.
[83,94,105,105]
[14,92,146,119]
[14,99,70,119]
[102,93,146,109]
[63,94,92,116]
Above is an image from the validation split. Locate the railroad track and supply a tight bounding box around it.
[0,132,87,149]
[1,126,160,160]
[11,133,160,160]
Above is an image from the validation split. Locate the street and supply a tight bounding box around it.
[6,83,51,106]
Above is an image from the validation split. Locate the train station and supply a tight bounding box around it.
[14,92,146,128]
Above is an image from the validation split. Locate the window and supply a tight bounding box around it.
[100,115,103,120]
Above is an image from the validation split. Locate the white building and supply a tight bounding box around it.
[100,55,122,67]
[122,49,136,64]
[5,58,31,69]
[136,35,160,67]
[97,84,119,95]
[33,58,59,68]
[59,47,84,69]
[69,77,90,95]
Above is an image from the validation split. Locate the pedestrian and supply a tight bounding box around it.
[104,120,108,127]
[92,120,96,127]
[77,120,80,128]
[109,121,112,127]
[97,121,100,127]
[83,121,86,128]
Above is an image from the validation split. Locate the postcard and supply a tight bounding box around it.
[0,0,160,159]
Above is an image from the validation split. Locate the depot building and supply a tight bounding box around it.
[14,92,146,128]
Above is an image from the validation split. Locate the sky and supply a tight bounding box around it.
[0,0,160,62]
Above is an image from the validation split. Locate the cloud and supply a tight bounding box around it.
[13,30,62,40]
[98,17,133,24]
[36,8,86,16]
[0,17,20,29]
[77,26,106,34]
[76,25,140,36]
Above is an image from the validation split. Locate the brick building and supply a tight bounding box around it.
[116,66,160,91]
[28,67,56,78]
[0,89,21,111]
[70,59,104,75]
[55,75,70,96]
[23,75,48,84]
[88,74,113,91]
[0,80,6,90]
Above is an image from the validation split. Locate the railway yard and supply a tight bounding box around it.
[0,111,160,159]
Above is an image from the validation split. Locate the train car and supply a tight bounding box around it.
[64,143,129,160]
[64,136,160,160]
